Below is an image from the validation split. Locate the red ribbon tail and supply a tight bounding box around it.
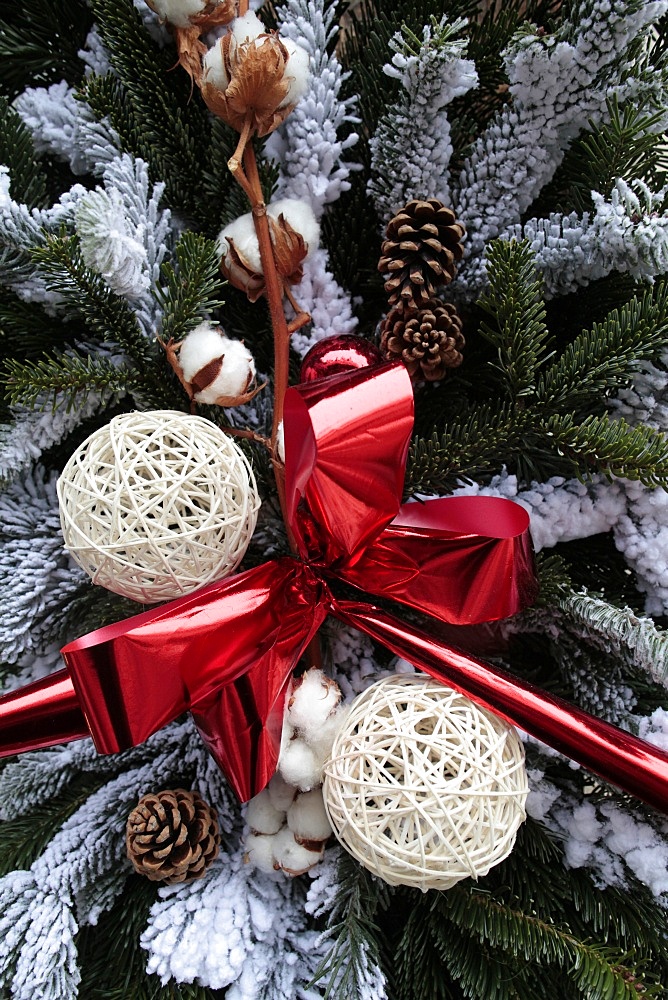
[331,600,668,816]
[0,669,90,757]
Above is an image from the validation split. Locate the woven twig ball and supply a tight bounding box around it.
[57,410,260,603]
[323,675,528,891]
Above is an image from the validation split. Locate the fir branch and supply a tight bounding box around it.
[0,1,93,100]
[442,887,665,998]
[311,850,391,999]
[29,233,153,366]
[85,0,210,218]
[0,287,83,358]
[559,592,668,688]
[404,403,529,495]
[536,283,668,413]
[155,232,226,343]
[77,876,222,1000]
[0,775,107,877]
[478,239,552,398]
[544,412,668,487]
[2,353,133,412]
[0,99,48,210]
[533,551,573,607]
[535,98,668,217]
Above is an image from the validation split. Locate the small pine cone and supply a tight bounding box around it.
[126,788,221,884]
[378,199,465,307]
[380,298,465,382]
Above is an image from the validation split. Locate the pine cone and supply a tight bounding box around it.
[380,298,465,382]
[378,200,465,307]
[126,789,221,884]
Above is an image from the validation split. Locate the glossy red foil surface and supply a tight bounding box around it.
[7,361,665,812]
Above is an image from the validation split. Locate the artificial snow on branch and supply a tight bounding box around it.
[459,179,668,300]
[369,17,478,223]
[453,0,668,265]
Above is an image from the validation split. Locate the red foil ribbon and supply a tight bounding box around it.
[1,361,667,813]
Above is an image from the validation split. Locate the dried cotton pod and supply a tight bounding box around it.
[200,14,309,137]
[218,199,319,301]
[175,322,262,406]
[286,788,332,844]
[145,0,235,28]
[272,826,325,876]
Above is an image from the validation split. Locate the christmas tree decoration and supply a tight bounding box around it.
[379,297,465,381]
[378,199,466,306]
[145,0,233,29]
[57,410,260,602]
[3,0,668,996]
[218,198,319,301]
[200,11,310,138]
[162,321,263,406]
[126,788,221,883]
[323,675,528,890]
[299,334,383,382]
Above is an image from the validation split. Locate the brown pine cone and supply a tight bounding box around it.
[378,200,465,307]
[380,298,465,382]
[126,788,221,884]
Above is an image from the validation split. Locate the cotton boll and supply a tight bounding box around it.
[178,323,256,404]
[287,668,342,738]
[287,788,332,843]
[202,39,229,91]
[307,706,348,766]
[279,39,310,107]
[230,11,266,45]
[267,199,319,258]
[272,826,324,876]
[278,738,321,791]
[246,788,285,835]
[244,832,279,874]
[266,771,297,812]
[218,213,263,274]
[147,0,206,27]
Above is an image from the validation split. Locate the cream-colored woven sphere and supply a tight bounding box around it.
[57,410,260,603]
[323,675,528,891]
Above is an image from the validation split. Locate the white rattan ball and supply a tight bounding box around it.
[323,675,528,891]
[57,410,260,603]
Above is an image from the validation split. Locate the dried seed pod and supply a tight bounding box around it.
[380,297,465,381]
[126,788,220,884]
[378,199,465,307]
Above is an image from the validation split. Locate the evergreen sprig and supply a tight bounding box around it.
[407,243,668,492]
[546,412,668,487]
[83,0,210,219]
[536,283,668,412]
[155,232,226,343]
[478,240,553,399]
[311,851,391,999]
[0,99,48,210]
[0,775,108,877]
[0,0,93,100]
[29,233,150,361]
[2,352,132,412]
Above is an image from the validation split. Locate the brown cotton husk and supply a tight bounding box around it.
[175,26,207,85]
[190,0,236,27]
[269,213,308,285]
[201,32,294,136]
[220,238,266,301]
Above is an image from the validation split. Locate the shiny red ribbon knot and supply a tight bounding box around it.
[2,361,668,813]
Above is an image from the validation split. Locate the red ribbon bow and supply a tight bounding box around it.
[2,362,668,813]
